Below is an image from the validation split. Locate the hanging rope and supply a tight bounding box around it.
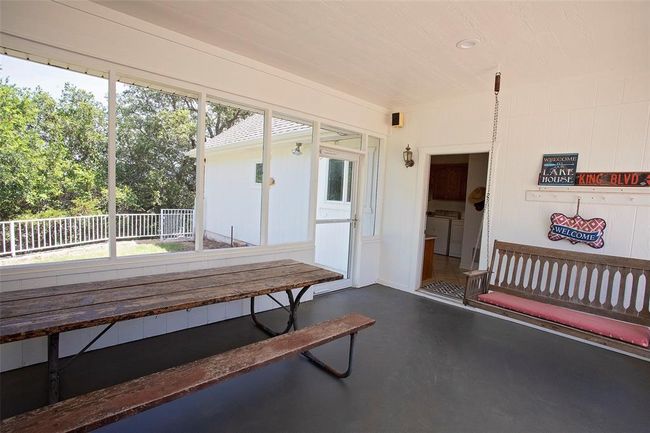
[485,72,501,263]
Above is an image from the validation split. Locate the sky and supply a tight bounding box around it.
[0,54,109,104]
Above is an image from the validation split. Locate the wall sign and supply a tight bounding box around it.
[548,212,606,249]
[575,172,650,187]
[538,153,579,186]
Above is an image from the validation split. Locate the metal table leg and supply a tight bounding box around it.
[249,286,358,379]
[48,333,59,404]
[46,322,115,404]
[250,286,310,337]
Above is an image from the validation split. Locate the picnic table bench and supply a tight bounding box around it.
[0,259,375,432]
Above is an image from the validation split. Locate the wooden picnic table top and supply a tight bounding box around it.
[0,260,342,344]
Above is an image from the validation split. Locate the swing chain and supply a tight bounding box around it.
[485,73,500,263]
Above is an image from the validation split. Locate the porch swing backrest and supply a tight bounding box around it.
[485,241,650,326]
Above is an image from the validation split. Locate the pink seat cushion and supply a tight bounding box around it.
[478,291,650,348]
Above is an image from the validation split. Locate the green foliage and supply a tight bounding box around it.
[0,76,249,221]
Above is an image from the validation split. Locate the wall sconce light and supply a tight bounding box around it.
[403,145,414,168]
[292,142,303,156]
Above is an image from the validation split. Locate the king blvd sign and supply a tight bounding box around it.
[548,213,606,249]
[575,172,650,187]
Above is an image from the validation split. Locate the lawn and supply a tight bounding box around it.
[0,239,195,266]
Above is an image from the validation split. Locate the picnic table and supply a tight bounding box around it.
[0,259,342,403]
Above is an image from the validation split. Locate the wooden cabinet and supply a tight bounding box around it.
[421,237,436,283]
[429,164,468,201]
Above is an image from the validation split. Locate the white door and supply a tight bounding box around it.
[313,146,359,294]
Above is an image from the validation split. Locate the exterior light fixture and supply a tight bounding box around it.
[403,145,414,168]
[292,142,303,156]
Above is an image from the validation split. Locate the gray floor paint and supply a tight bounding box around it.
[1,285,649,432]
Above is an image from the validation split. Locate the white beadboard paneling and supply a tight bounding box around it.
[550,76,597,112]
[631,207,650,258]
[207,303,227,324]
[567,109,595,164]
[165,310,189,333]
[0,341,23,371]
[615,102,650,170]
[623,74,650,103]
[596,77,625,107]
[590,105,622,170]
[117,318,144,344]
[21,336,46,366]
[188,306,208,328]
[60,328,92,357]
[225,300,244,320]
[143,315,167,338]
[89,323,119,350]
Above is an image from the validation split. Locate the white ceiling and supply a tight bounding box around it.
[95,1,649,108]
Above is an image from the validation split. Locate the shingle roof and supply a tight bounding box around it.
[205,113,311,149]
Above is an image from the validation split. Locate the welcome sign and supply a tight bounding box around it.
[538,153,579,186]
[548,213,606,249]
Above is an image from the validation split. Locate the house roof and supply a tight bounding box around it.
[206,113,311,150]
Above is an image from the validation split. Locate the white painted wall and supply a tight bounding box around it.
[460,153,489,269]
[380,70,650,292]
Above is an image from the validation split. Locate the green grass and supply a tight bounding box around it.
[0,239,195,266]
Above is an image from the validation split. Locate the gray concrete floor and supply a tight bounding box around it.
[1,285,649,432]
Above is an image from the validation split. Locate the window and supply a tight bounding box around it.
[202,101,262,248]
[1,54,109,265]
[267,115,313,245]
[326,160,352,203]
[255,163,263,184]
[115,81,197,257]
[1,51,373,267]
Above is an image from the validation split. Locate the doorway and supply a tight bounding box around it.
[419,153,489,301]
[313,146,359,294]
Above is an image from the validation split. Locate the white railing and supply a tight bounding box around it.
[0,209,194,257]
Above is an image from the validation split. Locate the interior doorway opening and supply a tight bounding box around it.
[419,152,489,302]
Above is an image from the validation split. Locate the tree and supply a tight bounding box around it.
[115,84,250,213]
[0,78,250,221]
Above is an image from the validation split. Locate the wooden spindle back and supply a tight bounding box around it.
[487,241,650,326]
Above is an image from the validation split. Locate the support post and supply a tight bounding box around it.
[108,70,117,258]
[194,92,206,251]
[48,333,60,404]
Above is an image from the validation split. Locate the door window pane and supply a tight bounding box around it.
[268,115,312,245]
[115,82,197,256]
[362,136,380,236]
[1,54,108,265]
[327,160,344,201]
[315,222,350,278]
[202,102,262,248]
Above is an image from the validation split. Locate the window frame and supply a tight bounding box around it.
[0,48,385,272]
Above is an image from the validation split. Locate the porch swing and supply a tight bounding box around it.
[464,73,650,359]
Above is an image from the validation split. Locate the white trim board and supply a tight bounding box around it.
[526,188,650,206]
[409,142,496,292]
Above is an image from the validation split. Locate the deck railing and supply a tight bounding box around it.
[1,209,194,257]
